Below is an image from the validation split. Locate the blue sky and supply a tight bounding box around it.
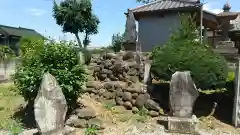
[0,0,239,47]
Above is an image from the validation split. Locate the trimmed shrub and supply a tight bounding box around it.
[151,14,228,89]
[12,37,86,107]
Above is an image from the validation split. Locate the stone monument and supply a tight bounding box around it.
[122,9,137,51]
[34,72,68,134]
[167,71,199,134]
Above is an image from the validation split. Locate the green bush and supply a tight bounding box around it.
[12,37,86,107]
[151,14,228,89]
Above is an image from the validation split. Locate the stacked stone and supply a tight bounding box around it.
[85,52,163,117]
[66,106,104,130]
[89,52,146,82]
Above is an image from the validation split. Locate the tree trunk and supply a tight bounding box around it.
[75,33,82,48]
[83,32,89,49]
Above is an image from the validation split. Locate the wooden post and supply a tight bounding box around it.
[238,41,240,54]
[200,5,203,44]
[213,29,216,48]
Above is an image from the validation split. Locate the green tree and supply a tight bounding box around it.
[83,14,99,48]
[53,0,100,48]
[111,33,124,52]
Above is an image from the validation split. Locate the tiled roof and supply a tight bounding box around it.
[131,0,201,13]
[230,14,240,31]
[0,25,43,37]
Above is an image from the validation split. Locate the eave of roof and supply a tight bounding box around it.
[0,25,43,38]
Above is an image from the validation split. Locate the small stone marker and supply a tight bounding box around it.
[143,61,151,84]
[34,72,68,134]
[169,71,199,117]
[166,71,199,134]
[135,51,141,65]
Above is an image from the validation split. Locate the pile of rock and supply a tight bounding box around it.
[89,51,150,82]
[85,52,163,117]
[66,106,104,130]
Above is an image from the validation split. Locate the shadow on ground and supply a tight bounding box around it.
[149,83,234,125]
[12,100,81,129]
[12,102,37,129]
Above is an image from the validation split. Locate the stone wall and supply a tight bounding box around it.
[84,51,164,117]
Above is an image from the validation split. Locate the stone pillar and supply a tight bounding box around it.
[233,58,240,127]
[222,21,230,41]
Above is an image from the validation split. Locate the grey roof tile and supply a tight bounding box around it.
[131,0,201,13]
[0,25,43,37]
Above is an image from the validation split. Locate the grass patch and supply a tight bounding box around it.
[0,83,24,134]
[103,101,115,110]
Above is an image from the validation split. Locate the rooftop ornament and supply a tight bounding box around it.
[216,1,239,41]
[217,1,238,19]
[223,1,231,12]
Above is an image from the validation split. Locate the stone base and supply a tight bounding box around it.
[122,42,136,51]
[41,126,76,135]
[166,116,199,134]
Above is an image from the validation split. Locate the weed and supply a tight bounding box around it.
[138,107,148,116]
[103,102,115,110]
[85,125,98,135]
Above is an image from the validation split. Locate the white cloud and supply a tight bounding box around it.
[27,8,46,16]
[203,3,222,14]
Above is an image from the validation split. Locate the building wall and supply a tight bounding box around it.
[0,38,6,45]
[0,36,20,55]
[138,13,181,52]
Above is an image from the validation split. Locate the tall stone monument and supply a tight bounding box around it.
[122,9,137,51]
[167,71,199,134]
[34,72,68,134]
[233,58,240,127]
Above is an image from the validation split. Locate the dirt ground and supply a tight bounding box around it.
[1,82,239,135]
[75,94,240,135]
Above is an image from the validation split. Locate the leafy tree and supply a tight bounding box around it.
[110,33,124,52]
[53,0,100,48]
[83,14,99,48]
